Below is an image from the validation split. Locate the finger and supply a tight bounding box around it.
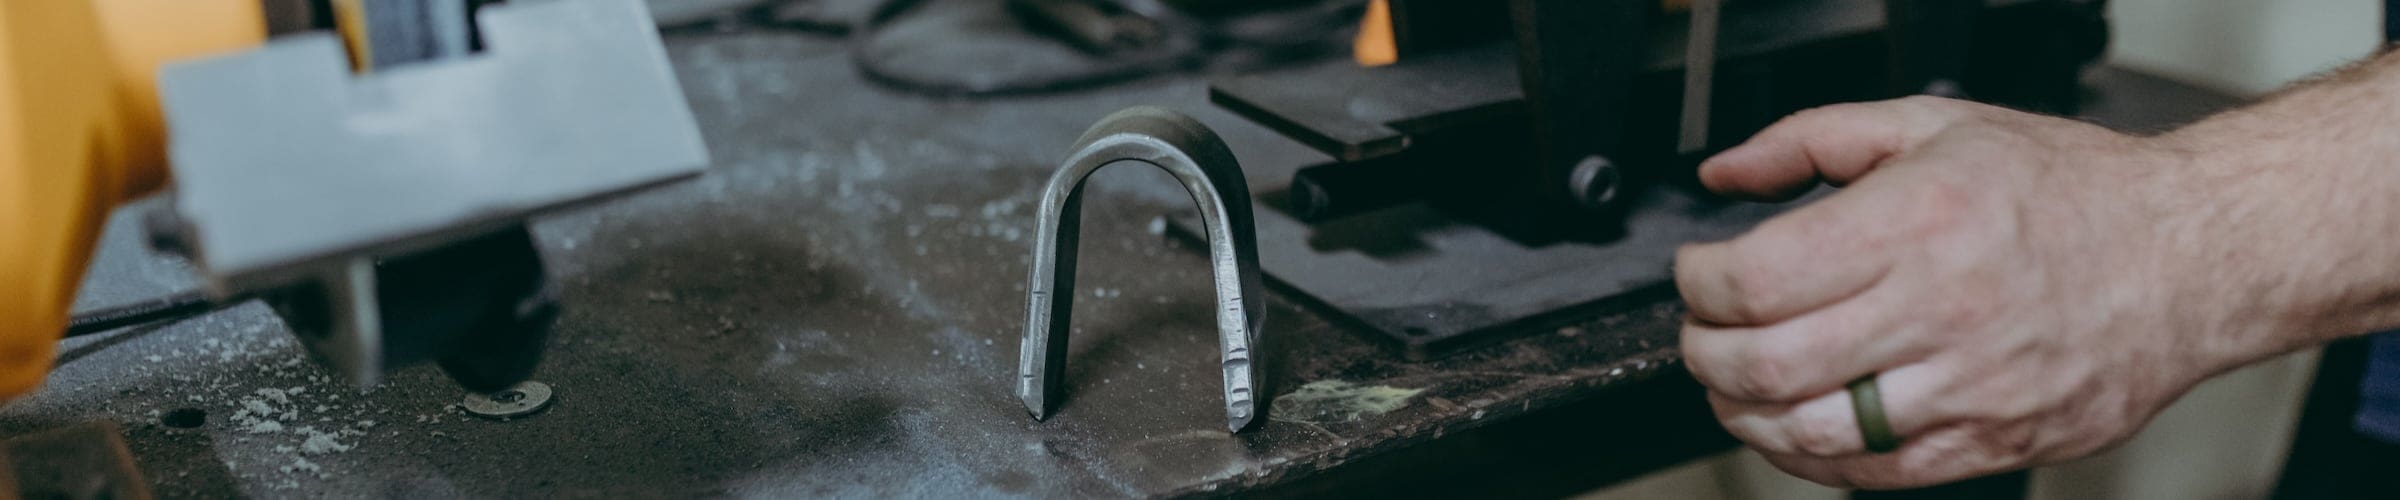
[1682,282,1915,401]
[1686,281,1945,402]
[1675,184,1907,326]
[1707,362,1950,457]
[1751,422,2029,490]
[1697,97,1970,201]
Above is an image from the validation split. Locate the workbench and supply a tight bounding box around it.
[2,28,2236,498]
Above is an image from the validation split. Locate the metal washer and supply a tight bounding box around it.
[462,381,553,420]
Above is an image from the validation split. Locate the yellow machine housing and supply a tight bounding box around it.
[0,0,264,401]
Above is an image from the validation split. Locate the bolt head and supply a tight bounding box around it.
[1568,156,1622,209]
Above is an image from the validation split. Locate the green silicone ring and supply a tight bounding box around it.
[1849,375,1900,453]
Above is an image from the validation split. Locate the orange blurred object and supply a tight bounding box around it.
[1353,0,1397,67]
[0,0,264,401]
[1355,0,1691,67]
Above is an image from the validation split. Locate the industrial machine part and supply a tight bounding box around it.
[1506,0,1649,228]
[62,291,226,339]
[1019,107,1267,432]
[136,0,707,393]
[1240,0,2097,234]
[1677,0,1718,155]
[156,0,704,294]
[233,0,538,394]
[1191,0,2107,358]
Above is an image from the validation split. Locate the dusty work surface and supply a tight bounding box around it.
[5,27,2235,499]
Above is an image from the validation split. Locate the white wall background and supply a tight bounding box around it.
[2108,0,2380,95]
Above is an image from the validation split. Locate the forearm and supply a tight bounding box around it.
[2154,47,2400,369]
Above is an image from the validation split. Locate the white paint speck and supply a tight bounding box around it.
[300,432,351,454]
[242,420,285,434]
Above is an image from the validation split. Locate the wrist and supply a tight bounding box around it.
[2154,112,2400,372]
[2101,131,2283,377]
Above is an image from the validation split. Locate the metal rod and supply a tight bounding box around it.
[1677,0,1718,154]
[63,291,224,339]
[1018,106,1266,432]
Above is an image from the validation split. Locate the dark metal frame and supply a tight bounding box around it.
[1255,0,2097,240]
[1202,0,2107,363]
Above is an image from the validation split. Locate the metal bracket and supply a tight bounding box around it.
[1018,107,1267,432]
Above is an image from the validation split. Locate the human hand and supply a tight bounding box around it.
[1674,96,2288,489]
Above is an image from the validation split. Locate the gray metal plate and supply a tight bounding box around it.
[1173,185,1805,359]
[1209,44,1524,162]
[158,0,709,294]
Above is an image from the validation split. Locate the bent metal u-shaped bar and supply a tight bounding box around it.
[1016,107,1266,432]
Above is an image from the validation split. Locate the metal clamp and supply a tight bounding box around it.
[1018,107,1266,432]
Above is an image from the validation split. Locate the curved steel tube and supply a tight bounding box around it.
[1018,107,1266,432]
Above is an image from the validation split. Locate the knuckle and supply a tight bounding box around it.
[1707,399,1803,455]
[1722,268,1776,322]
[1736,356,1805,401]
[1783,103,1866,129]
[1677,330,1715,365]
[1711,248,1790,323]
[1785,413,1856,457]
[1724,421,1802,456]
[1679,244,1772,325]
[1740,432,1803,456]
[1681,336,1738,388]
